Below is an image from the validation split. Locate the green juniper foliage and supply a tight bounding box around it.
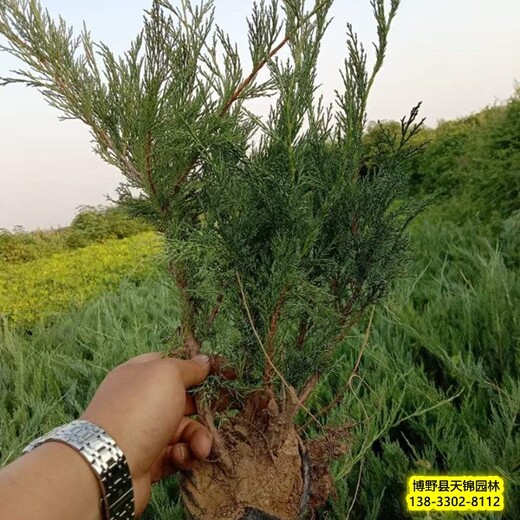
[0,0,422,403]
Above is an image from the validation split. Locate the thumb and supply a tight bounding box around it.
[171,355,211,389]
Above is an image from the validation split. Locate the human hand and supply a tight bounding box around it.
[81,353,212,516]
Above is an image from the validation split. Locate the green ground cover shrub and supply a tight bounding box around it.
[0,232,162,327]
[1,218,518,519]
[326,217,520,519]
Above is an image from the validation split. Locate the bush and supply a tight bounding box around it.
[0,206,153,265]
[413,115,480,196]
[411,89,520,224]
[364,88,520,230]
[0,232,162,327]
[66,206,152,248]
[0,227,68,263]
[464,91,520,221]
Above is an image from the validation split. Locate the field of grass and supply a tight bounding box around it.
[1,94,518,519]
[1,215,518,519]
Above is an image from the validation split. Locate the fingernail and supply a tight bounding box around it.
[193,354,210,365]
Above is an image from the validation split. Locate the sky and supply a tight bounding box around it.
[0,0,519,231]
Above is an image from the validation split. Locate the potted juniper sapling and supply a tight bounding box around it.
[0,0,425,518]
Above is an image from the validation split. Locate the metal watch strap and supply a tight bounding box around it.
[23,420,135,520]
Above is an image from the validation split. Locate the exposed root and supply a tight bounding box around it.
[304,425,352,510]
[233,416,276,462]
[196,398,234,476]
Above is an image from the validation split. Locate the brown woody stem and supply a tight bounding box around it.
[264,289,287,384]
[169,261,201,357]
[296,316,310,349]
[207,294,224,327]
[145,131,158,197]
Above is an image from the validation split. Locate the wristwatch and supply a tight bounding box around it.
[23,420,135,520]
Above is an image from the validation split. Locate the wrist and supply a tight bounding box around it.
[40,442,104,520]
[0,441,102,520]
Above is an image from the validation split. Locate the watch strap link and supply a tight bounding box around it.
[23,420,135,520]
